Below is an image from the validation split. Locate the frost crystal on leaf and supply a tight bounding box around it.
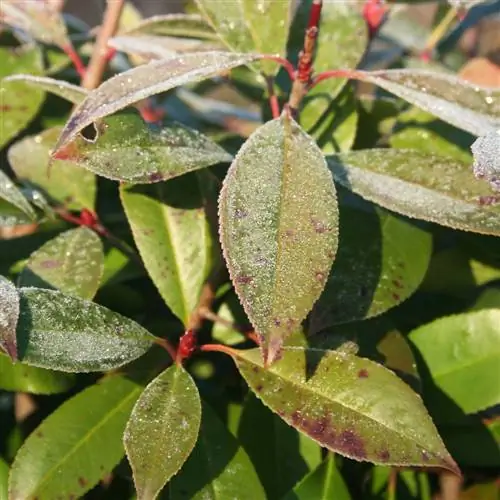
[471,129,500,191]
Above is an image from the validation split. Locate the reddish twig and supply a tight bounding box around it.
[309,69,362,90]
[263,55,296,82]
[199,344,238,357]
[81,0,125,90]
[62,43,86,79]
[266,76,280,119]
[154,337,177,362]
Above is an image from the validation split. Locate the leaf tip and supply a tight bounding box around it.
[261,335,284,367]
[1,340,18,361]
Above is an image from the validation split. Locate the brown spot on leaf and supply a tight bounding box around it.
[40,259,61,269]
[311,217,331,234]
[358,369,369,378]
[392,293,401,301]
[235,275,253,285]
[378,450,390,461]
[336,430,367,459]
[256,384,263,392]
[78,477,87,487]
[422,450,430,462]
[315,272,325,282]
[284,229,295,238]
[252,366,259,373]
[148,172,163,182]
[392,279,403,289]
[274,318,281,326]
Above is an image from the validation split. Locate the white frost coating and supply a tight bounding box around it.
[0,276,20,359]
[0,170,36,225]
[472,129,500,191]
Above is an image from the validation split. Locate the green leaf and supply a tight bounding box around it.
[0,46,45,149]
[16,287,154,372]
[327,149,500,236]
[54,52,264,153]
[219,115,339,364]
[4,75,87,104]
[58,113,231,183]
[170,401,266,500]
[18,227,104,299]
[283,454,351,500]
[0,457,7,500]
[124,365,201,500]
[121,174,212,324]
[0,351,74,394]
[409,309,500,413]
[0,170,37,227]
[0,275,19,360]
[8,126,96,210]
[233,347,459,474]
[238,393,322,499]
[8,375,144,499]
[311,192,432,328]
[471,129,500,192]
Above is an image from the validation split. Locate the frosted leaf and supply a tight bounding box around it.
[0,170,37,227]
[219,115,339,365]
[448,0,486,8]
[355,69,500,136]
[58,113,232,183]
[54,51,263,153]
[471,129,500,191]
[18,227,104,300]
[4,74,87,104]
[17,288,155,372]
[124,365,201,500]
[0,275,20,360]
[234,347,459,475]
[327,149,500,236]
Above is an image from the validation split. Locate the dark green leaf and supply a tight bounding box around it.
[8,375,144,499]
[0,275,19,360]
[59,113,231,183]
[124,365,201,500]
[0,46,44,149]
[121,174,212,324]
[54,52,263,153]
[409,309,500,413]
[0,171,37,227]
[18,227,104,299]
[8,127,96,210]
[0,351,74,394]
[219,115,338,364]
[170,401,265,500]
[327,149,500,236]
[233,347,459,474]
[16,287,154,372]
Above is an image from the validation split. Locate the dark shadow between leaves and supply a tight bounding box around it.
[15,292,33,362]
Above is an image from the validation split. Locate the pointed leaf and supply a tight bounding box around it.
[233,347,459,475]
[409,309,500,414]
[124,365,201,500]
[327,149,500,236]
[54,51,263,152]
[170,401,266,500]
[58,113,231,183]
[0,170,37,227]
[0,46,44,149]
[8,127,96,210]
[121,174,212,324]
[471,129,500,191]
[16,287,154,372]
[4,75,87,104]
[0,275,19,360]
[352,69,500,136]
[18,227,104,299]
[0,351,74,394]
[219,115,338,363]
[8,375,144,500]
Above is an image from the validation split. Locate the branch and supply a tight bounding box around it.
[81,0,124,90]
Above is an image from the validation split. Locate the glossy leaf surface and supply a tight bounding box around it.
[9,375,144,499]
[234,347,459,474]
[18,227,104,299]
[54,52,263,152]
[0,275,20,359]
[16,288,154,372]
[327,149,500,236]
[121,174,212,324]
[220,116,338,364]
[124,365,201,500]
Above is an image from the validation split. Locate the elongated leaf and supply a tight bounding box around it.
[219,115,338,364]
[16,287,154,371]
[471,129,500,191]
[351,69,500,136]
[54,51,263,153]
[410,310,500,414]
[58,113,231,183]
[0,170,37,227]
[0,276,19,359]
[0,46,44,149]
[283,454,351,500]
[124,365,201,500]
[0,351,74,394]
[170,401,265,500]
[18,227,104,299]
[121,174,212,324]
[9,375,144,500]
[4,75,86,104]
[311,192,432,328]
[8,127,96,210]
[233,347,459,474]
[0,458,7,500]
[124,13,218,39]
[327,149,500,236]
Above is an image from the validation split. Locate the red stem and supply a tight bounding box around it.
[307,0,323,29]
[263,55,296,82]
[266,77,280,119]
[154,337,177,362]
[309,69,362,89]
[199,344,238,357]
[62,43,86,79]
